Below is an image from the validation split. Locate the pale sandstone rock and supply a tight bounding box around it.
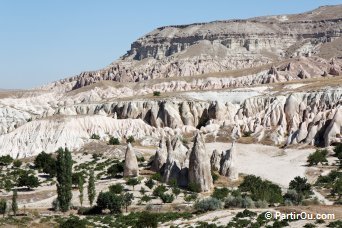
[123,143,139,177]
[188,132,213,192]
[219,142,238,180]
[210,149,221,172]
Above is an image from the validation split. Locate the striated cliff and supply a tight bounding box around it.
[0,5,341,158]
[41,5,342,92]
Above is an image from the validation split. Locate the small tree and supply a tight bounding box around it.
[11,190,18,216]
[0,199,6,217]
[96,191,122,214]
[307,150,328,166]
[17,172,40,190]
[126,178,140,191]
[88,170,96,206]
[56,147,73,212]
[289,176,313,198]
[121,192,134,212]
[72,172,85,188]
[145,178,155,189]
[78,176,84,206]
[109,184,124,194]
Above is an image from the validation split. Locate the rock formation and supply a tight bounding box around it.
[163,137,181,183]
[123,143,139,177]
[151,137,167,172]
[219,142,238,180]
[324,107,342,146]
[210,149,221,172]
[188,132,213,192]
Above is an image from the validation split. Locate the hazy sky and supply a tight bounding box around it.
[1,0,341,89]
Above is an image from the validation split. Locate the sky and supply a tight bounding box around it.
[0,0,341,89]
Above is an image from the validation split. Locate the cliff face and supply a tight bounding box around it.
[42,5,342,91]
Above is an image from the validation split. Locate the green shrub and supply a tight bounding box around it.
[137,156,145,163]
[224,195,243,208]
[283,189,303,205]
[151,173,162,182]
[235,209,257,218]
[77,206,102,215]
[153,91,161,96]
[126,136,135,144]
[137,211,159,228]
[188,182,201,193]
[243,131,253,137]
[194,197,222,213]
[90,134,100,140]
[172,187,181,198]
[17,172,40,190]
[239,175,283,204]
[145,178,155,189]
[109,137,120,145]
[333,143,342,161]
[307,149,328,166]
[34,151,56,177]
[96,191,122,214]
[160,193,175,203]
[107,162,124,178]
[328,220,342,227]
[211,172,219,183]
[211,187,230,200]
[60,216,88,228]
[289,176,313,198]
[12,160,22,168]
[153,185,167,197]
[109,183,124,194]
[126,178,141,190]
[0,155,13,166]
[141,195,152,204]
[255,199,268,208]
[184,193,198,203]
[241,196,255,208]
